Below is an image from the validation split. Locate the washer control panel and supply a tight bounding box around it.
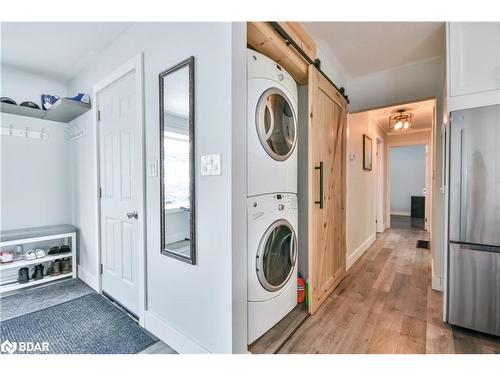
[248,193,298,222]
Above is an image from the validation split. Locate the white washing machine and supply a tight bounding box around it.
[247,193,298,344]
[247,49,298,197]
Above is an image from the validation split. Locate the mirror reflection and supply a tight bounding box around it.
[160,57,195,264]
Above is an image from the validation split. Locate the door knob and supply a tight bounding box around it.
[126,211,138,219]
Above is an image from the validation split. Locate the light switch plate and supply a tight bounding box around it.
[147,158,158,177]
[201,154,221,176]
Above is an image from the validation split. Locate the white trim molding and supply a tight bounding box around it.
[432,276,443,292]
[77,266,99,292]
[391,211,411,216]
[144,311,210,354]
[347,233,376,270]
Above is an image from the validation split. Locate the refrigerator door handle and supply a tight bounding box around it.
[449,240,500,254]
[459,128,468,242]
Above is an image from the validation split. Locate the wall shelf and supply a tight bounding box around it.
[1,98,90,124]
[0,273,72,294]
[0,252,73,271]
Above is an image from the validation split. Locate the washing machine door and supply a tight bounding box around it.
[256,87,297,161]
[256,219,297,292]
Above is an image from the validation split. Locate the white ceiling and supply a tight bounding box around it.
[368,98,436,134]
[1,22,133,83]
[301,22,445,78]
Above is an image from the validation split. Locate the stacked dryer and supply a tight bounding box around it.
[247,49,299,345]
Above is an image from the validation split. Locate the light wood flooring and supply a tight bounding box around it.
[249,303,309,354]
[278,228,500,354]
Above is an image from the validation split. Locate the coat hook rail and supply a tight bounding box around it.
[1,125,49,140]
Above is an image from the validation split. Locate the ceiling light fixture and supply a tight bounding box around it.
[389,109,413,132]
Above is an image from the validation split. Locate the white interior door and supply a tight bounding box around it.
[98,71,140,315]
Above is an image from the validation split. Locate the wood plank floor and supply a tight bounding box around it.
[278,228,500,354]
[249,303,309,354]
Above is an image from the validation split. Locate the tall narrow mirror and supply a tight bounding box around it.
[159,57,195,264]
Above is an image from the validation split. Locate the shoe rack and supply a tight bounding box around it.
[0,225,77,294]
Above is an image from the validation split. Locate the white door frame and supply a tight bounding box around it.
[92,53,146,325]
[386,141,432,231]
[376,138,385,233]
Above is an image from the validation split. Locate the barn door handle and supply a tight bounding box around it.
[315,162,324,209]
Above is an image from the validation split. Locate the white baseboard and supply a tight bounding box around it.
[391,211,411,216]
[431,276,443,292]
[77,265,99,292]
[144,311,210,354]
[347,233,376,270]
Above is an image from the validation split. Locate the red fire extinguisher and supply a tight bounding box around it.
[297,273,306,304]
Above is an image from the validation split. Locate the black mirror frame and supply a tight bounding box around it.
[159,56,196,265]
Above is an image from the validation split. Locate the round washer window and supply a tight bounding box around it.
[256,88,297,161]
[256,219,297,292]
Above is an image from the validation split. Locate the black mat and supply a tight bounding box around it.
[0,293,158,354]
[417,240,430,249]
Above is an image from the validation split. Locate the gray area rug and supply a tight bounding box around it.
[1,293,158,354]
[1,279,93,321]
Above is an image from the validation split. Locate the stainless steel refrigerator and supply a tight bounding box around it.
[448,103,500,336]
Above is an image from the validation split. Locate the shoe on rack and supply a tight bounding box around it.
[0,251,13,263]
[60,258,72,274]
[48,260,61,276]
[35,249,46,259]
[59,245,71,254]
[32,264,44,280]
[18,267,29,284]
[48,246,60,255]
[24,250,36,260]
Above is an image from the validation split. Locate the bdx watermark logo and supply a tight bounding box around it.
[1,339,50,354]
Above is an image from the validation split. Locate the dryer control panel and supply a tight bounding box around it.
[247,49,298,102]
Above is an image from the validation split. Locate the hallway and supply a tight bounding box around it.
[278,228,500,354]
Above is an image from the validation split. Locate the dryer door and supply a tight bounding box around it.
[256,88,297,161]
[256,219,297,292]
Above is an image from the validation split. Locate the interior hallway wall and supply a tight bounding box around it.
[67,22,247,353]
[390,145,426,215]
[346,112,386,269]
[345,55,446,290]
[0,66,70,231]
[297,85,309,280]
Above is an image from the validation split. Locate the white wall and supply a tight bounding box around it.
[346,112,386,269]
[0,65,68,107]
[67,22,247,353]
[316,46,350,91]
[0,67,70,231]
[390,145,426,215]
[345,57,446,288]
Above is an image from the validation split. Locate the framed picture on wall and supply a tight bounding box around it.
[363,134,372,171]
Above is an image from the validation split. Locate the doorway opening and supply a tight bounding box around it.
[347,97,436,246]
[389,144,428,230]
[376,138,385,233]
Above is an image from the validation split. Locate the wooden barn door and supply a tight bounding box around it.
[307,65,347,314]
